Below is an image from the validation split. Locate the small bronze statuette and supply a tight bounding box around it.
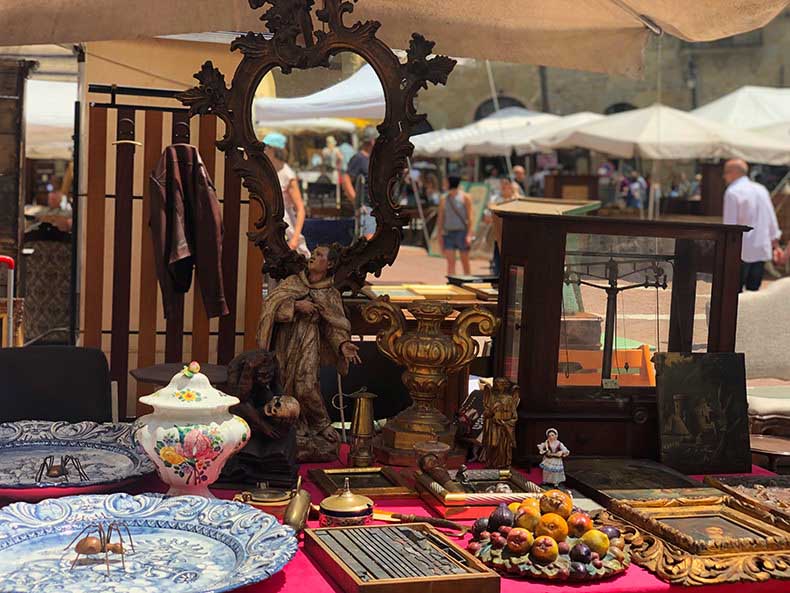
[480,378,520,469]
[66,521,135,576]
[36,455,88,483]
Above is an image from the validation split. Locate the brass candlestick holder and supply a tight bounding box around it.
[362,299,499,466]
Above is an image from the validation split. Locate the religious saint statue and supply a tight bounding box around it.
[257,244,361,462]
[537,428,570,486]
[480,377,520,469]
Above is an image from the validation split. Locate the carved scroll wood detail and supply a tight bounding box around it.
[178,0,456,292]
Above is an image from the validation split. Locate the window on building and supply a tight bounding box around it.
[474,96,526,121]
[411,119,434,136]
[604,102,637,115]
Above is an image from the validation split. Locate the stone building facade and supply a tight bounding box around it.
[416,8,790,129]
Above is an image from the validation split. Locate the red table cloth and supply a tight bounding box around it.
[3,454,783,593]
[230,456,783,593]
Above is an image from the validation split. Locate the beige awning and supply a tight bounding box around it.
[534,103,790,165]
[0,0,785,77]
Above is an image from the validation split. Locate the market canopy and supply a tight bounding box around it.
[462,112,605,156]
[693,86,790,130]
[255,117,356,135]
[411,107,559,158]
[254,65,384,124]
[25,80,76,159]
[0,1,785,77]
[533,103,790,166]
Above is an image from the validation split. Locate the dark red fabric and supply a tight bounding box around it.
[150,144,228,319]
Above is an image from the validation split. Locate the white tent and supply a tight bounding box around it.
[534,104,790,166]
[0,1,784,78]
[411,107,559,158]
[254,65,384,124]
[462,112,604,157]
[693,86,790,130]
[752,121,790,142]
[255,117,356,135]
[25,80,77,160]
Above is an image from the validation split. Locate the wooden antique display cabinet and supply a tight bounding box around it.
[494,211,747,460]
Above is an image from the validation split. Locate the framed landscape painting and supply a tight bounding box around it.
[654,353,750,474]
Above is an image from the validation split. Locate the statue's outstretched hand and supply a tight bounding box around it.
[340,341,361,365]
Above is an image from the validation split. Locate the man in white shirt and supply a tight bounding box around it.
[722,159,782,291]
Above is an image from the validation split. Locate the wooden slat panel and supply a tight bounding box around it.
[83,107,107,348]
[244,200,263,351]
[164,112,189,363]
[135,111,163,413]
[218,159,242,364]
[190,115,216,364]
[109,108,137,419]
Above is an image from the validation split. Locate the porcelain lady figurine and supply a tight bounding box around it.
[537,428,569,486]
[134,361,250,497]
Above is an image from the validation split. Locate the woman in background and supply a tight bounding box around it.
[263,132,309,258]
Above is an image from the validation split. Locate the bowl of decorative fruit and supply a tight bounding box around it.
[466,489,630,581]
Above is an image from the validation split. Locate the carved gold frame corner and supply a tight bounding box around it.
[600,496,790,586]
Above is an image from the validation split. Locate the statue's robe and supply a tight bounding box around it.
[257,271,351,460]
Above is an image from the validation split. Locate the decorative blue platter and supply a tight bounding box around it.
[0,492,298,593]
[0,421,155,496]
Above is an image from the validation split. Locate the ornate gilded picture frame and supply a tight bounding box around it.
[605,495,790,586]
[308,466,415,498]
[705,474,790,525]
[178,0,456,293]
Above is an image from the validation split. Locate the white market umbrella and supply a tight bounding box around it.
[411,107,558,158]
[255,117,356,135]
[751,121,790,143]
[25,80,77,159]
[254,65,384,123]
[463,111,605,156]
[0,1,785,77]
[693,86,790,131]
[534,104,790,166]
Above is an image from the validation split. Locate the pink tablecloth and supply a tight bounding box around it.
[5,455,785,593]
[230,457,786,593]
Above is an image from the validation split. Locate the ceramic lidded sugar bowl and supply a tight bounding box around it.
[134,362,250,497]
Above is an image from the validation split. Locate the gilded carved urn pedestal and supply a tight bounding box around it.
[363,299,499,466]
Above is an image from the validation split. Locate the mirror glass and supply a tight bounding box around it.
[252,54,390,252]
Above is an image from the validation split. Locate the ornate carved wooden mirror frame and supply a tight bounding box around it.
[178,0,456,292]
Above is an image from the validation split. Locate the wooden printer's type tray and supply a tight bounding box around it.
[304,523,499,593]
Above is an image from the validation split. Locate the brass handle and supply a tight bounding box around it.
[112,140,142,146]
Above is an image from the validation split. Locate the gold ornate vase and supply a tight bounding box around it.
[362,299,499,465]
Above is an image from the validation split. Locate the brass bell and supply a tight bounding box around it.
[348,387,377,467]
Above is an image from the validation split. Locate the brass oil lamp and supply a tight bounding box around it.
[362,299,499,465]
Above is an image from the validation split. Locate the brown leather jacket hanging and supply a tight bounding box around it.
[150,144,229,319]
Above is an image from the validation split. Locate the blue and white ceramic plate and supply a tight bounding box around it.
[0,421,155,495]
[0,492,298,593]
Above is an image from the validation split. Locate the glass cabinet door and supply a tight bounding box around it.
[504,264,525,382]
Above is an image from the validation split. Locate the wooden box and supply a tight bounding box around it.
[493,210,747,459]
[414,468,541,520]
[304,523,500,593]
